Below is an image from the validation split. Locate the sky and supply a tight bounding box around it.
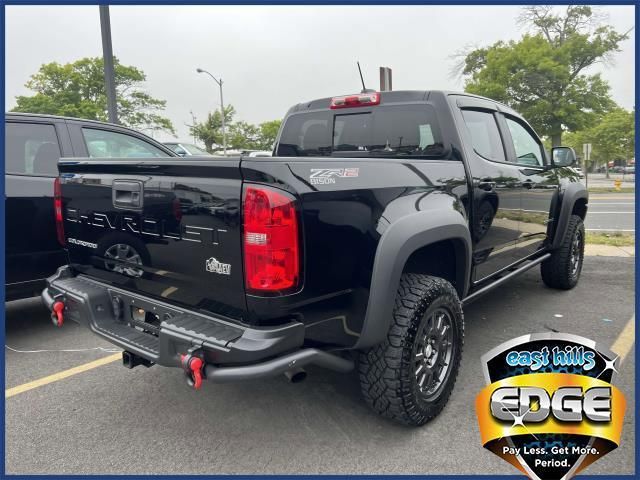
[5,5,636,143]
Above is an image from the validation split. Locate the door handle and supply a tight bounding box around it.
[112,180,143,209]
[478,179,496,191]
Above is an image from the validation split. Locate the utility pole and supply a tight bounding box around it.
[99,5,118,124]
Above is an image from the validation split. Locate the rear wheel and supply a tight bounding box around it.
[541,214,585,289]
[358,274,464,426]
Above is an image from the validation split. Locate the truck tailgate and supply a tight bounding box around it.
[58,158,247,321]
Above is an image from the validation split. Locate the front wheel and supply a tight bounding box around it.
[358,274,464,426]
[541,214,585,290]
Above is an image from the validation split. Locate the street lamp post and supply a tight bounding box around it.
[196,68,227,156]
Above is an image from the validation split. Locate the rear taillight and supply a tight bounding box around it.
[330,92,380,109]
[242,185,300,293]
[54,177,65,246]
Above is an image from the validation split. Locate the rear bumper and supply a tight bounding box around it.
[42,266,353,381]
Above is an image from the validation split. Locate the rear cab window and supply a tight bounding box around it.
[5,122,61,176]
[276,104,445,158]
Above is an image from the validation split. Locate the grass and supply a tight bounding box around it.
[588,187,635,194]
[585,232,635,247]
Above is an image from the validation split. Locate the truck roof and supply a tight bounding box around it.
[287,90,518,117]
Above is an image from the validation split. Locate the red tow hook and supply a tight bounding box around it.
[51,301,65,327]
[181,354,204,390]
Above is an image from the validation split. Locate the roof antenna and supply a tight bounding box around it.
[357,61,375,94]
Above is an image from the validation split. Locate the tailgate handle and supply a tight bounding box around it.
[112,180,143,209]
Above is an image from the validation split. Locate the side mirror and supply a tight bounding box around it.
[551,146,577,167]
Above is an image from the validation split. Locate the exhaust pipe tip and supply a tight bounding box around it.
[284,367,307,383]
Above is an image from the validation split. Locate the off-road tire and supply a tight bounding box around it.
[358,274,464,426]
[541,214,585,290]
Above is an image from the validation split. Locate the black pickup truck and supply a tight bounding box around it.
[42,90,587,425]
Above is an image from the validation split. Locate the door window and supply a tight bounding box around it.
[5,122,61,175]
[460,110,505,162]
[82,128,169,158]
[505,118,544,167]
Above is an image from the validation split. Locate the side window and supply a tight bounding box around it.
[5,122,61,176]
[505,118,544,166]
[82,128,169,158]
[460,110,505,162]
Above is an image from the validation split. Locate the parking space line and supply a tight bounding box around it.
[611,315,635,362]
[5,353,121,399]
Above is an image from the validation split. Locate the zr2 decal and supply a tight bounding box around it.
[309,168,359,185]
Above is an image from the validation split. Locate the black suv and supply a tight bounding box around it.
[5,113,175,301]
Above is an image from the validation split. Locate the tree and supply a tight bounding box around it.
[228,121,261,150]
[224,119,282,151]
[564,108,635,171]
[460,6,630,146]
[190,106,235,152]
[591,108,635,164]
[12,57,175,134]
[256,120,282,151]
[191,109,281,153]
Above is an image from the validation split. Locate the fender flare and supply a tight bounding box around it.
[552,183,588,249]
[355,209,472,350]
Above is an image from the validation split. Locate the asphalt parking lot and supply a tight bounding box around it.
[4,256,635,475]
